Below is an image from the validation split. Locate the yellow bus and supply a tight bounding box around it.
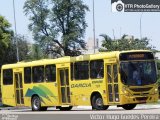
[1,50,159,111]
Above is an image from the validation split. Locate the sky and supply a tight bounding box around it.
[0,0,160,50]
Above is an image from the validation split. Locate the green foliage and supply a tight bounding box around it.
[27,43,46,60]
[0,15,13,67]
[100,34,154,52]
[1,35,30,65]
[17,35,30,61]
[24,0,89,57]
[0,15,12,65]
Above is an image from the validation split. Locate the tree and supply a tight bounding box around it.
[16,35,30,61]
[100,34,154,51]
[2,35,30,64]
[0,15,11,65]
[27,43,45,60]
[0,15,12,66]
[99,34,115,51]
[24,0,89,57]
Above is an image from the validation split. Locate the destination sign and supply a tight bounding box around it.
[128,54,145,59]
[119,52,154,61]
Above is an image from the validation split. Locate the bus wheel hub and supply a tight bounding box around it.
[96,98,103,106]
[34,99,39,109]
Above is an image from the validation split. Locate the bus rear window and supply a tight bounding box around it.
[3,69,13,85]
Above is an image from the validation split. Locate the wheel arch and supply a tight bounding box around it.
[90,91,102,105]
[31,94,40,102]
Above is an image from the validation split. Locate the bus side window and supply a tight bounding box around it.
[45,64,56,82]
[74,61,89,80]
[90,60,104,79]
[24,67,31,83]
[32,66,44,83]
[3,69,13,85]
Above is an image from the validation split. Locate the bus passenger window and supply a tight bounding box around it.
[74,61,89,80]
[90,60,104,79]
[32,66,44,83]
[3,69,13,85]
[24,67,31,83]
[45,65,56,82]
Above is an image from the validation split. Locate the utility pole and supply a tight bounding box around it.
[140,13,143,40]
[93,0,96,53]
[13,0,19,62]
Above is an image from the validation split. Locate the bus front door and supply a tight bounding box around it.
[15,73,24,106]
[59,68,71,104]
[106,64,119,103]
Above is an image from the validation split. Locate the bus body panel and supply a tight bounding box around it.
[2,85,16,106]
[23,83,60,107]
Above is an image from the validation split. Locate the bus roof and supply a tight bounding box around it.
[1,50,152,69]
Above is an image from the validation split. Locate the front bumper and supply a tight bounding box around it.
[119,93,159,105]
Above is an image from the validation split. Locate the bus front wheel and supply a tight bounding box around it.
[91,94,109,110]
[122,104,137,110]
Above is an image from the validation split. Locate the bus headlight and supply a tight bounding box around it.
[122,86,126,93]
[123,89,128,94]
[122,87,130,96]
[154,88,158,94]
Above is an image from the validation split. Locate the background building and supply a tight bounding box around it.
[83,37,100,54]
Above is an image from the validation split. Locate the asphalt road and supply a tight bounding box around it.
[0,104,160,120]
[0,104,160,114]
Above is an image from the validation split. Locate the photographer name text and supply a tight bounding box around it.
[90,114,160,120]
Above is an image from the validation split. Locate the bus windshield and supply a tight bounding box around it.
[120,61,157,86]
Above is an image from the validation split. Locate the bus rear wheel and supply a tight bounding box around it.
[32,95,47,111]
[122,104,137,110]
[91,94,109,110]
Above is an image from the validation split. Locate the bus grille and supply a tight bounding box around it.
[136,97,148,101]
[130,87,152,92]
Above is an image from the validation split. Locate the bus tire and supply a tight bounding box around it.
[122,104,137,110]
[59,106,73,111]
[31,95,42,111]
[91,94,109,110]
